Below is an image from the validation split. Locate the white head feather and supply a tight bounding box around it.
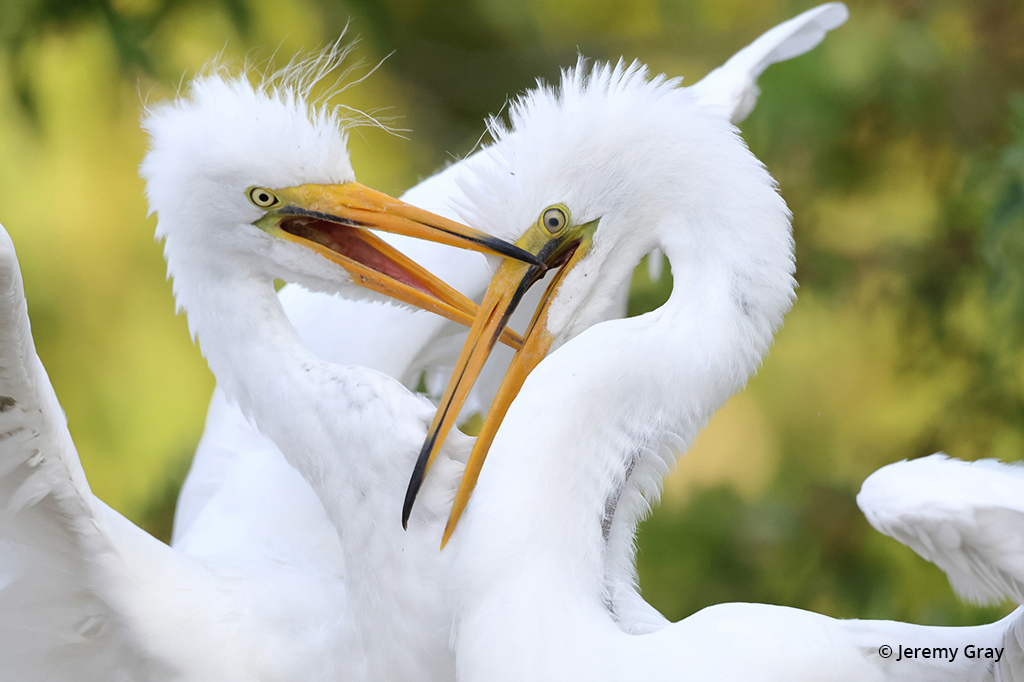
[456,58,795,353]
[138,52,377,351]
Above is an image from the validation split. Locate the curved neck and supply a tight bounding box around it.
[452,230,791,677]
[182,269,310,421]
[171,251,417,529]
[170,255,369,517]
[169,252,457,679]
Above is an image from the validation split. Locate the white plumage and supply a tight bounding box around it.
[0,222,352,681]
[12,6,979,680]
[427,56,1024,682]
[175,4,851,651]
[860,454,1024,607]
[691,2,848,124]
[0,57,523,680]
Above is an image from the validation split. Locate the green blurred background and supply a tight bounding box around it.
[1,0,1022,627]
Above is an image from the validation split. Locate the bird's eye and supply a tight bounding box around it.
[540,206,568,235]
[248,187,280,209]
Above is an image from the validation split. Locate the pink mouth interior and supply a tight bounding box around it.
[281,217,435,296]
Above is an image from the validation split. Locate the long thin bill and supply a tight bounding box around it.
[401,259,543,528]
[438,264,570,548]
[281,183,541,265]
[275,222,524,351]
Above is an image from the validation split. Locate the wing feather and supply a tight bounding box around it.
[858,454,1024,605]
[640,3,850,298]
[690,2,849,123]
[0,225,163,680]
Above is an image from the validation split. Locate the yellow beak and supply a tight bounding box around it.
[257,182,540,351]
[401,210,597,545]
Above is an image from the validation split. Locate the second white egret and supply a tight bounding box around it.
[407,59,1024,681]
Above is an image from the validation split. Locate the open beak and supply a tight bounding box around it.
[256,182,540,351]
[401,208,597,545]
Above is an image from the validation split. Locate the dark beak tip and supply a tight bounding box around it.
[486,238,541,266]
[515,247,543,266]
[402,463,425,529]
[401,486,415,529]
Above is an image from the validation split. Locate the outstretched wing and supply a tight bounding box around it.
[642,3,848,282]
[690,2,849,124]
[0,225,164,681]
[858,454,1024,605]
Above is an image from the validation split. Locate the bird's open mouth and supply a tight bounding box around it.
[280,216,437,298]
[545,239,582,270]
[257,182,537,350]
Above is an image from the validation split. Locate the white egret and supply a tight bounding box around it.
[859,454,1024,606]
[402,60,1024,681]
[0,56,538,679]
[174,4,850,644]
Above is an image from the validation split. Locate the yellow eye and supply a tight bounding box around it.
[540,206,568,235]
[248,187,279,208]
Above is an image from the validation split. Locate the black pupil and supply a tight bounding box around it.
[259,193,270,203]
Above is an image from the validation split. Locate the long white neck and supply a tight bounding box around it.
[452,224,792,679]
[168,247,458,680]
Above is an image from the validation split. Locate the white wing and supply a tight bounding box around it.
[644,3,849,281]
[689,2,849,124]
[0,223,160,680]
[858,454,1024,606]
[0,226,353,682]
